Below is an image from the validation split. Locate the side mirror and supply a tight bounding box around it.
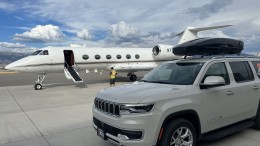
[200,76,226,89]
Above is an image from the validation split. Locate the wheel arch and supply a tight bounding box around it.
[156,110,201,145]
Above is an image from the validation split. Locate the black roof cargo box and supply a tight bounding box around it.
[172,38,244,56]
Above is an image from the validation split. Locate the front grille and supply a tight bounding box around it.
[93,117,143,140]
[94,98,120,116]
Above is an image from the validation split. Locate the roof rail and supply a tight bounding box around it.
[189,54,258,59]
[212,56,258,59]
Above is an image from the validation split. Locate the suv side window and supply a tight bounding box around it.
[252,61,260,78]
[202,62,230,84]
[229,61,254,82]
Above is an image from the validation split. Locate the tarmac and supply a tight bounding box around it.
[0,71,260,146]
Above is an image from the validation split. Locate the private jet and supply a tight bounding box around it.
[5,25,231,90]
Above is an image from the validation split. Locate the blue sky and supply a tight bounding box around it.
[0,0,260,54]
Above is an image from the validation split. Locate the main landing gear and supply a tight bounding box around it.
[34,73,46,90]
[127,73,137,81]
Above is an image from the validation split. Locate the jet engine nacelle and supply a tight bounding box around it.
[152,44,174,59]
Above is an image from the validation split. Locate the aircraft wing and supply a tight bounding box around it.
[108,63,157,72]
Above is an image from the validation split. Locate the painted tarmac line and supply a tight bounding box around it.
[0,72,17,74]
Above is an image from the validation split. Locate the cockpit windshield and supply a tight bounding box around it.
[31,50,49,55]
[31,50,42,55]
[141,62,204,85]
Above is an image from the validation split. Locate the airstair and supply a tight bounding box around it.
[64,62,83,83]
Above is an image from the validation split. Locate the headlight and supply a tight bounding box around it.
[120,104,154,115]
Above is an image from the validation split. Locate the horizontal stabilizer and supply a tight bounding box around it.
[188,25,233,32]
[177,25,232,44]
[257,51,260,57]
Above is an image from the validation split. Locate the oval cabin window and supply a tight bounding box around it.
[116,55,122,59]
[82,55,89,60]
[95,55,101,60]
[135,54,140,59]
[106,55,112,59]
[126,54,131,59]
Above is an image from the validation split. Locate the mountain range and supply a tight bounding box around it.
[0,52,29,64]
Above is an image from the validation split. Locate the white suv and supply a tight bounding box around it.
[92,39,260,146]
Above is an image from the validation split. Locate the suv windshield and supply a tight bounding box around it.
[141,62,204,85]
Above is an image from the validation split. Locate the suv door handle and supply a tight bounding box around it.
[253,86,259,89]
[226,91,234,95]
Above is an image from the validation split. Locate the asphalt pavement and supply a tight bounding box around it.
[0,71,260,146]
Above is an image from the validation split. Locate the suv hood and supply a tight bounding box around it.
[96,82,188,103]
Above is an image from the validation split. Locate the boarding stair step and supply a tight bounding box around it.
[67,66,83,83]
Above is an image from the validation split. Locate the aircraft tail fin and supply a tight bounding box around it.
[177,25,232,44]
[257,51,260,57]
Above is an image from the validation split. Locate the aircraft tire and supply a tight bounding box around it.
[130,74,137,81]
[34,83,42,90]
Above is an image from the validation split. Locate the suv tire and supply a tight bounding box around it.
[253,104,260,130]
[160,119,197,146]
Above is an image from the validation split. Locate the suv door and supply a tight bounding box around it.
[228,61,260,120]
[251,60,260,105]
[199,61,237,132]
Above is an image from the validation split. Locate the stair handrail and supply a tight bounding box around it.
[64,61,69,69]
[74,61,80,72]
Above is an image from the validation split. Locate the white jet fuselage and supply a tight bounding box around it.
[6,46,177,74]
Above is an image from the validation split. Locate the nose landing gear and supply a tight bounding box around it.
[34,73,46,90]
[34,83,43,90]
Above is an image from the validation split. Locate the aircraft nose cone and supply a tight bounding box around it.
[5,64,14,70]
[5,62,24,71]
[5,57,30,72]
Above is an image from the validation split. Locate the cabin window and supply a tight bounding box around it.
[44,50,49,55]
[82,55,89,60]
[126,54,131,59]
[95,55,101,60]
[106,55,112,59]
[39,50,49,55]
[116,55,122,59]
[135,54,140,59]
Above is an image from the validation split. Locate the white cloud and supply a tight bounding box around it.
[0,1,16,11]
[14,24,65,43]
[186,0,233,20]
[104,21,180,47]
[0,42,26,48]
[0,0,260,52]
[14,16,24,21]
[77,29,91,40]
[110,21,139,38]
[108,21,141,44]
[252,18,260,25]
[69,44,82,47]
[18,0,195,32]
[0,42,37,53]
